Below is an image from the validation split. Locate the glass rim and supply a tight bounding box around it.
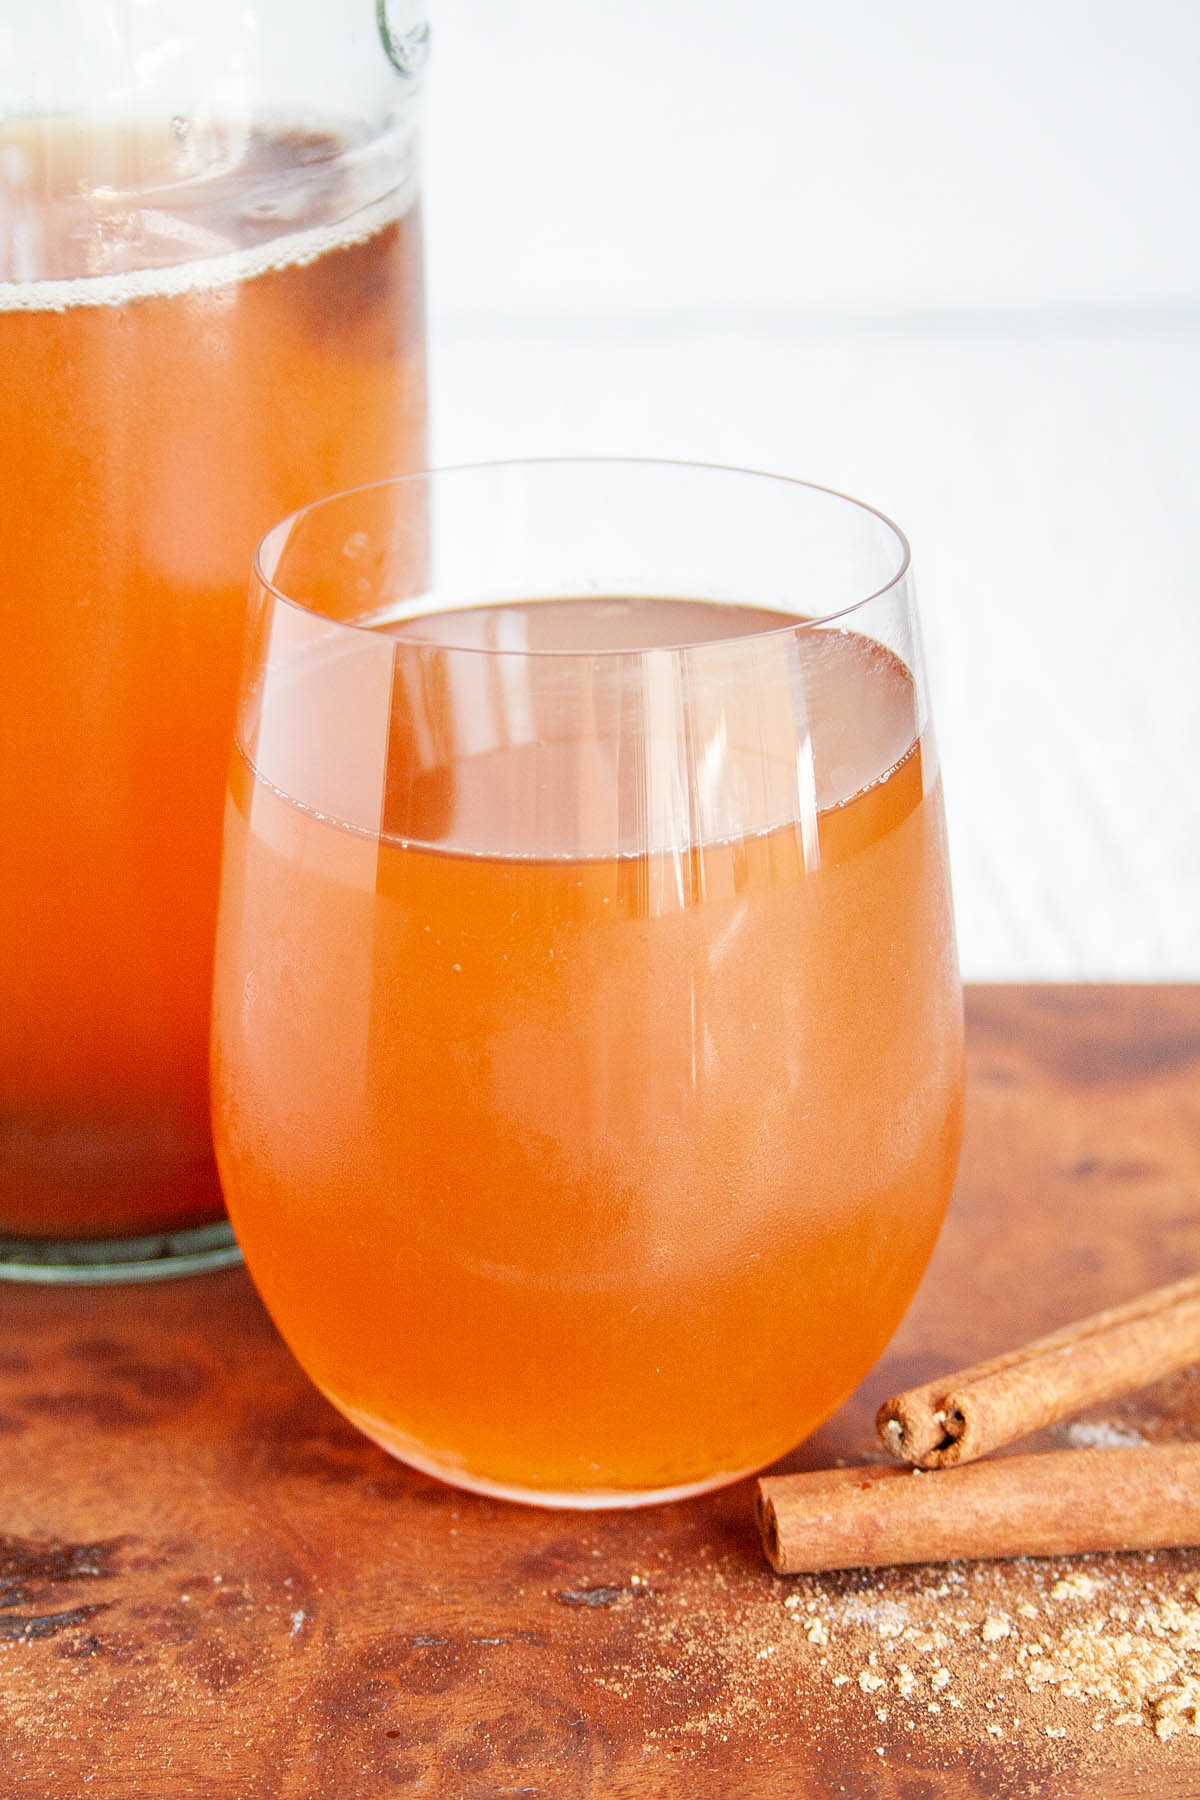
[252,456,913,658]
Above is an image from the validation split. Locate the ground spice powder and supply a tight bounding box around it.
[590,1493,1200,1783]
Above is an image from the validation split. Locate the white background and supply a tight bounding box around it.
[420,0,1200,980]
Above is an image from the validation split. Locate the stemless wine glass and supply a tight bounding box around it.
[211,460,964,1507]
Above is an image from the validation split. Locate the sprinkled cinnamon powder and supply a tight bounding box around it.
[1063,1420,1147,1450]
[590,1541,1200,1775]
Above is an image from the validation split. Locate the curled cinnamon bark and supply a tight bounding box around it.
[876,1275,1200,1469]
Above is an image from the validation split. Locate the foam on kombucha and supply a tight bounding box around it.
[212,597,963,1502]
[0,122,425,1237]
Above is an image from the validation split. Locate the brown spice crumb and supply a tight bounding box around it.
[606,1540,1200,1778]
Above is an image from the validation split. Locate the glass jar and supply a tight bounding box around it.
[0,0,428,1279]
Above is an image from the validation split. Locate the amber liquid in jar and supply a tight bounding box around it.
[0,123,426,1238]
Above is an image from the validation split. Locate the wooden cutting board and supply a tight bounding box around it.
[2,986,1198,1798]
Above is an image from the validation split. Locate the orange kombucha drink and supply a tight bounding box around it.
[212,596,963,1503]
[0,125,425,1239]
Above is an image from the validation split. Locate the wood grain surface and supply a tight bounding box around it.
[2,986,1199,1798]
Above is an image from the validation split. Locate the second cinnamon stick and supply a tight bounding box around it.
[757,1443,1200,1575]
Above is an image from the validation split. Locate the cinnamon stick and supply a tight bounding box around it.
[876,1274,1200,1469]
[756,1444,1200,1574]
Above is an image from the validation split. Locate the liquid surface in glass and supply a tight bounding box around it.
[212,596,963,1503]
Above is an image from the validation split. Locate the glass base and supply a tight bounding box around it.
[339,1399,757,1510]
[0,1219,242,1284]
